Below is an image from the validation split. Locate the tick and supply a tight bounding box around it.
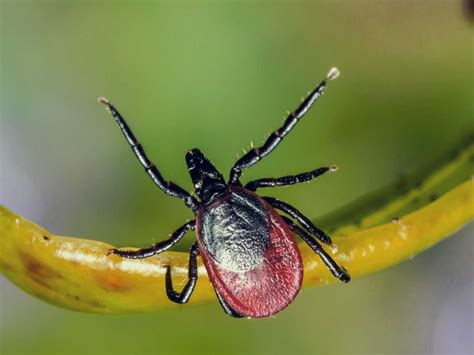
[99,67,349,318]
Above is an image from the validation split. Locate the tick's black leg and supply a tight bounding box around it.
[263,196,332,245]
[166,242,199,304]
[280,215,350,283]
[109,220,195,259]
[245,166,336,191]
[229,68,340,185]
[98,97,199,211]
[214,288,244,318]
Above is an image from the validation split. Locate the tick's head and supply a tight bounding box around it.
[186,148,227,204]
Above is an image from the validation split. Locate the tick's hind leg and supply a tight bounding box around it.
[214,288,244,318]
[166,242,199,304]
[263,196,332,245]
[281,215,350,283]
[245,166,336,191]
[109,220,195,259]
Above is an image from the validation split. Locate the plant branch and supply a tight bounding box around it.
[0,137,472,314]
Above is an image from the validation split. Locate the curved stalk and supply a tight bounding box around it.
[0,138,472,314]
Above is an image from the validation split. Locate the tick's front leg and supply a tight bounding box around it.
[109,220,195,259]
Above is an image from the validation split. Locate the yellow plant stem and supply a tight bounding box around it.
[1,179,472,314]
[301,179,473,285]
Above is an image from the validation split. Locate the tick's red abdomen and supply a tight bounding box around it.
[196,186,303,318]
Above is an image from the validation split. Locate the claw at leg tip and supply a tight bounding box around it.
[340,267,351,283]
[327,67,340,81]
[98,96,110,105]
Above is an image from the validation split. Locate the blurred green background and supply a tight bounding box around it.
[1,1,473,354]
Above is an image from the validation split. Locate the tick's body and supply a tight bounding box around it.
[100,67,349,318]
[197,186,303,318]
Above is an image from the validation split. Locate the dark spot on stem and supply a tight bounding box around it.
[20,251,61,279]
[94,272,132,293]
[43,235,50,241]
[66,293,81,302]
[88,299,107,309]
[429,194,439,202]
[19,251,62,290]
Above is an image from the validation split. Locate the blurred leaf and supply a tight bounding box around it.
[0,139,472,314]
[320,133,474,233]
